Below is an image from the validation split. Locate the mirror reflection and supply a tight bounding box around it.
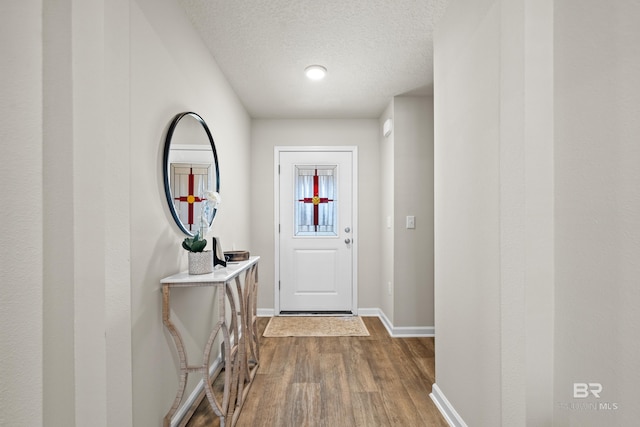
[163,112,220,236]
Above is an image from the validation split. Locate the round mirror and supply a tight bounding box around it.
[163,112,220,236]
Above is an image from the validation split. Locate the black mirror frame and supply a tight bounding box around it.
[162,111,220,236]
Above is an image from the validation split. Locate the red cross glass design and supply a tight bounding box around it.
[298,168,334,232]
[174,168,203,230]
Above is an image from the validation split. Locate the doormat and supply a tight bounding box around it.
[263,316,370,337]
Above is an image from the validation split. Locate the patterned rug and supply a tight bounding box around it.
[263,316,370,337]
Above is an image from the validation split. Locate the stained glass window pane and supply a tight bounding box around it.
[295,165,337,236]
[170,163,212,233]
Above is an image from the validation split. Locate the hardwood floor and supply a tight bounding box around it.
[185,316,448,427]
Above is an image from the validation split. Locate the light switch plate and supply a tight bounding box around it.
[406,215,415,229]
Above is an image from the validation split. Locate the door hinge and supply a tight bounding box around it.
[278,164,280,174]
[278,280,281,290]
[278,224,280,233]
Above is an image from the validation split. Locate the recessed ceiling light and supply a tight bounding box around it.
[305,65,327,81]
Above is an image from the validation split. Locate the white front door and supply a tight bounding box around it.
[277,148,357,314]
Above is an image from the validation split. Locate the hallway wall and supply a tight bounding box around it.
[379,102,395,320]
[130,0,251,425]
[1,2,44,425]
[553,1,640,425]
[3,1,136,425]
[434,0,554,424]
[435,0,640,425]
[2,0,253,425]
[379,96,435,330]
[434,1,503,423]
[393,96,435,328]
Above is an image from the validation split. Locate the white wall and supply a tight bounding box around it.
[378,96,435,330]
[130,0,251,425]
[434,0,554,425]
[436,0,640,426]
[0,2,44,425]
[250,119,380,312]
[2,0,252,425]
[43,1,77,423]
[553,0,640,425]
[2,1,135,426]
[379,102,395,319]
[434,1,502,424]
[393,96,435,328]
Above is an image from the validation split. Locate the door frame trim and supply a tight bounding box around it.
[274,146,359,315]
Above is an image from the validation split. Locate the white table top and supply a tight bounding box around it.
[161,256,259,286]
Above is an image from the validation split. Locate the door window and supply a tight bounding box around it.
[295,165,337,236]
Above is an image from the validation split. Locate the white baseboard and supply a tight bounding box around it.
[392,325,435,337]
[359,308,435,337]
[257,308,275,317]
[430,383,468,427]
[355,307,382,317]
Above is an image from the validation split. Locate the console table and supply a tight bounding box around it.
[161,256,260,427]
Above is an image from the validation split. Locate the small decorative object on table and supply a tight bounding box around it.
[182,232,213,275]
[212,237,227,267]
[224,250,250,262]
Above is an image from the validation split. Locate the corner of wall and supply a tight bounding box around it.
[378,101,395,322]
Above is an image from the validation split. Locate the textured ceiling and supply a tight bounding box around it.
[177,0,449,119]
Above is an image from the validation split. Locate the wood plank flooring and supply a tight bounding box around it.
[185,316,448,427]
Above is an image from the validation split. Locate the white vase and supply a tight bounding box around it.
[188,251,213,275]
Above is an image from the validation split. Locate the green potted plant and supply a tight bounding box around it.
[182,231,213,274]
